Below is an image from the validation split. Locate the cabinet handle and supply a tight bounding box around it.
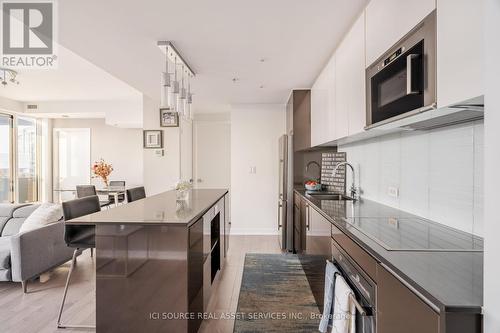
[379,262,440,313]
[306,204,310,231]
[278,202,282,230]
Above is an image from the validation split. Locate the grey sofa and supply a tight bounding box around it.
[0,203,75,292]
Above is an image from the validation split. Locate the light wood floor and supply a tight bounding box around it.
[0,235,282,333]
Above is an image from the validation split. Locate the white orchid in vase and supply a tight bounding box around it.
[175,180,192,201]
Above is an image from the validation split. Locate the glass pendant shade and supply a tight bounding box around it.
[161,72,170,87]
[168,86,177,111]
[177,96,185,116]
[160,85,168,107]
[171,80,179,94]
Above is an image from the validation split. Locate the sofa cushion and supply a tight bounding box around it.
[19,203,63,233]
[0,237,11,269]
[0,204,29,235]
[12,204,39,218]
[1,205,39,237]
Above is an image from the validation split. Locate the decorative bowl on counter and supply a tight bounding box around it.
[305,180,322,191]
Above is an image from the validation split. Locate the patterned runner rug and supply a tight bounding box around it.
[233,253,323,333]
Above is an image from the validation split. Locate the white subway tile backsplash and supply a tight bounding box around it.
[428,124,474,233]
[339,121,484,236]
[473,120,484,236]
[378,133,401,208]
[360,137,380,201]
[400,131,430,217]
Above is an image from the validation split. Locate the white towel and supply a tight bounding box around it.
[319,261,340,332]
[331,275,356,333]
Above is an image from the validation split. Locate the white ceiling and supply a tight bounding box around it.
[56,0,368,111]
[0,46,142,102]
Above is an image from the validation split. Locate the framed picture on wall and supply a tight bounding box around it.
[143,130,163,149]
[160,108,179,127]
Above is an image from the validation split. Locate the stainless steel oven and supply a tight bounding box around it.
[332,240,376,333]
[366,11,436,129]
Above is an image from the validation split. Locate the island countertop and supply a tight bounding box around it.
[66,188,228,226]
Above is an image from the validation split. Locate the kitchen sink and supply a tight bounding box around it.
[305,192,354,201]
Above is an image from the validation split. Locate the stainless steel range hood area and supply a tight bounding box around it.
[321,95,484,147]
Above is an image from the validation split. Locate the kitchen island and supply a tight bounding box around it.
[66,189,230,333]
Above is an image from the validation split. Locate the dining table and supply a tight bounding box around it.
[96,186,126,207]
[53,186,126,206]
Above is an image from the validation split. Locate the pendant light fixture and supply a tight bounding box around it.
[160,52,171,107]
[169,56,179,111]
[185,75,193,119]
[157,41,195,114]
[178,65,187,116]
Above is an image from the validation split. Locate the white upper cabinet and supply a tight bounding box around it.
[311,56,335,147]
[365,0,435,66]
[335,12,366,138]
[436,0,484,107]
[335,53,349,139]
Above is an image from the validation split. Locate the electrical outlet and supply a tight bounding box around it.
[388,186,399,198]
[387,217,399,228]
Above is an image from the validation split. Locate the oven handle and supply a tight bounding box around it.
[327,260,373,317]
[406,54,420,95]
[349,293,367,316]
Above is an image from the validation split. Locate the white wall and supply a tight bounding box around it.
[230,104,285,235]
[52,118,143,188]
[339,120,484,236]
[484,0,500,331]
[142,96,181,195]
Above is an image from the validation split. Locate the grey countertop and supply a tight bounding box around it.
[66,189,228,226]
[295,188,483,313]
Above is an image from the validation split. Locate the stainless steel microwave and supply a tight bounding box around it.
[366,11,436,129]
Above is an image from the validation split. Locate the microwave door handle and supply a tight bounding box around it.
[406,54,419,95]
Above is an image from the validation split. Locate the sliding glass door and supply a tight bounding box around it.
[17,117,38,203]
[0,114,13,203]
[0,113,40,203]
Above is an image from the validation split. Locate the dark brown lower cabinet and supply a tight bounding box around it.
[376,264,439,333]
[293,196,302,253]
[188,218,203,333]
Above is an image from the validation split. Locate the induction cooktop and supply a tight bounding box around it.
[343,216,483,252]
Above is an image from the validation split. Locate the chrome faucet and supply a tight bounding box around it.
[332,162,358,200]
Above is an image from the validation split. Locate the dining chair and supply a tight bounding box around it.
[108,180,126,204]
[76,185,112,208]
[57,195,100,329]
[126,186,146,202]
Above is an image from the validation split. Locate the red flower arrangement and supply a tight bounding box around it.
[92,159,113,187]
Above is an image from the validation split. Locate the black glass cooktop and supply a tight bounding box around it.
[344,216,483,252]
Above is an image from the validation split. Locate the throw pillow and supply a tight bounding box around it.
[19,203,63,233]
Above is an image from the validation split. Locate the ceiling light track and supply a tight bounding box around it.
[0,68,19,86]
